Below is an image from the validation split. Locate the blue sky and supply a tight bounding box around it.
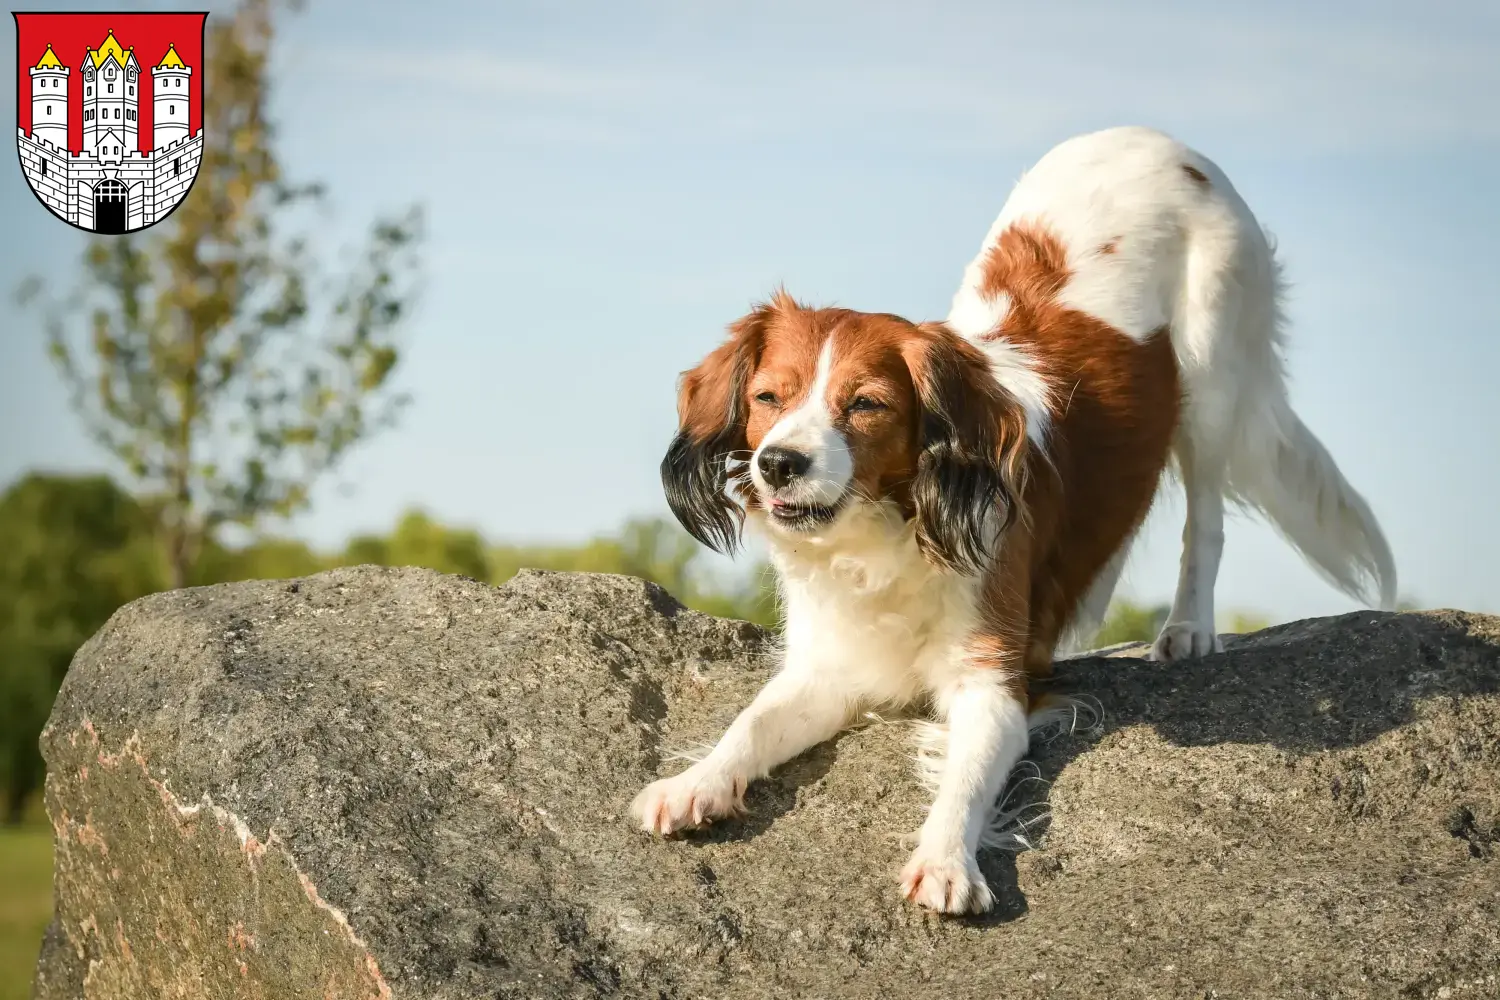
[4,0,1497,623]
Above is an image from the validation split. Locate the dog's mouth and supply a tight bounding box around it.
[764,496,842,528]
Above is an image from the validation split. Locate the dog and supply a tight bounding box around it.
[632,125,1396,914]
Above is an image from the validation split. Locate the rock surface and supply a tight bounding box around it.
[33,565,1500,999]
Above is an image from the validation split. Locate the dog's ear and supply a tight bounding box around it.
[902,323,1030,574]
[660,306,771,554]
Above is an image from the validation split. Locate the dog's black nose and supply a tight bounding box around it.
[757,446,811,489]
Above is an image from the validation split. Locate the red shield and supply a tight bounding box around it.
[13,10,207,234]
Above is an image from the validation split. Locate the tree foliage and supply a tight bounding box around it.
[17,0,422,588]
[0,475,163,822]
[1093,600,1171,648]
[345,511,491,583]
[1224,611,1272,634]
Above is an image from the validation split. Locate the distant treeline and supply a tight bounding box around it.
[0,471,1265,824]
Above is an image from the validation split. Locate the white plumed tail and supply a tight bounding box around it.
[1225,396,1397,610]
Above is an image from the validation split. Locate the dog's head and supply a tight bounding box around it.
[661,291,1029,573]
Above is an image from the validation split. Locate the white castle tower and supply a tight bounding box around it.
[28,44,69,150]
[81,30,140,161]
[152,45,191,148]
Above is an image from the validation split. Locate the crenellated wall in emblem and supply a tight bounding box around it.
[17,127,204,230]
[151,133,204,219]
[17,132,73,220]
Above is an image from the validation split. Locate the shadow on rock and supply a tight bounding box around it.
[1048,609,1500,753]
[677,731,844,844]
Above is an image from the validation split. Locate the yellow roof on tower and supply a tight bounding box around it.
[157,44,186,69]
[34,44,64,69]
[86,30,133,69]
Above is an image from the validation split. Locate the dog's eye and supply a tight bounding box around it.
[754,391,780,406]
[848,396,886,413]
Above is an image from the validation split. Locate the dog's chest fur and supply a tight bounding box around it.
[759,503,986,709]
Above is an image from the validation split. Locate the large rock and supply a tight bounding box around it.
[33,565,1500,999]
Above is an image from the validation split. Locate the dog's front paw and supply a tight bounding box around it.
[1150,620,1223,662]
[630,764,746,837]
[900,843,994,915]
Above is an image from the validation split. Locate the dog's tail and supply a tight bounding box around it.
[1225,393,1397,610]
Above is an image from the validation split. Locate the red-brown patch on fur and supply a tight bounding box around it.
[979,224,1071,337]
[672,290,796,514]
[819,317,926,509]
[1182,163,1209,185]
[228,921,255,951]
[966,517,1041,707]
[1098,238,1120,255]
[905,324,1031,535]
[675,303,770,448]
[975,221,1181,678]
[741,304,842,450]
[115,917,133,962]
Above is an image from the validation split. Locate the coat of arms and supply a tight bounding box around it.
[14,11,207,234]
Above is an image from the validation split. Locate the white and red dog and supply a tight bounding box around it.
[632,126,1396,914]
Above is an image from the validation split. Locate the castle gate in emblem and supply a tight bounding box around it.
[16,22,205,234]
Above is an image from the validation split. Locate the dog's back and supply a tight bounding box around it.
[950,126,1274,359]
[947,125,1395,659]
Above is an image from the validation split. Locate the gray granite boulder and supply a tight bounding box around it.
[33,565,1500,998]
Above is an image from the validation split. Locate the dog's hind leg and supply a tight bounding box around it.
[1150,182,1252,662]
[1152,429,1227,661]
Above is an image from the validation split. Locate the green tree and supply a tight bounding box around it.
[0,475,162,823]
[18,0,422,590]
[1224,611,1272,634]
[488,517,780,627]
[195,535,326,585]
[343,510,490,582]
[607,517,778,625]
[1093,600,1171,647]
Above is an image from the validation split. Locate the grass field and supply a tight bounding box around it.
[0,822,51,1000]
